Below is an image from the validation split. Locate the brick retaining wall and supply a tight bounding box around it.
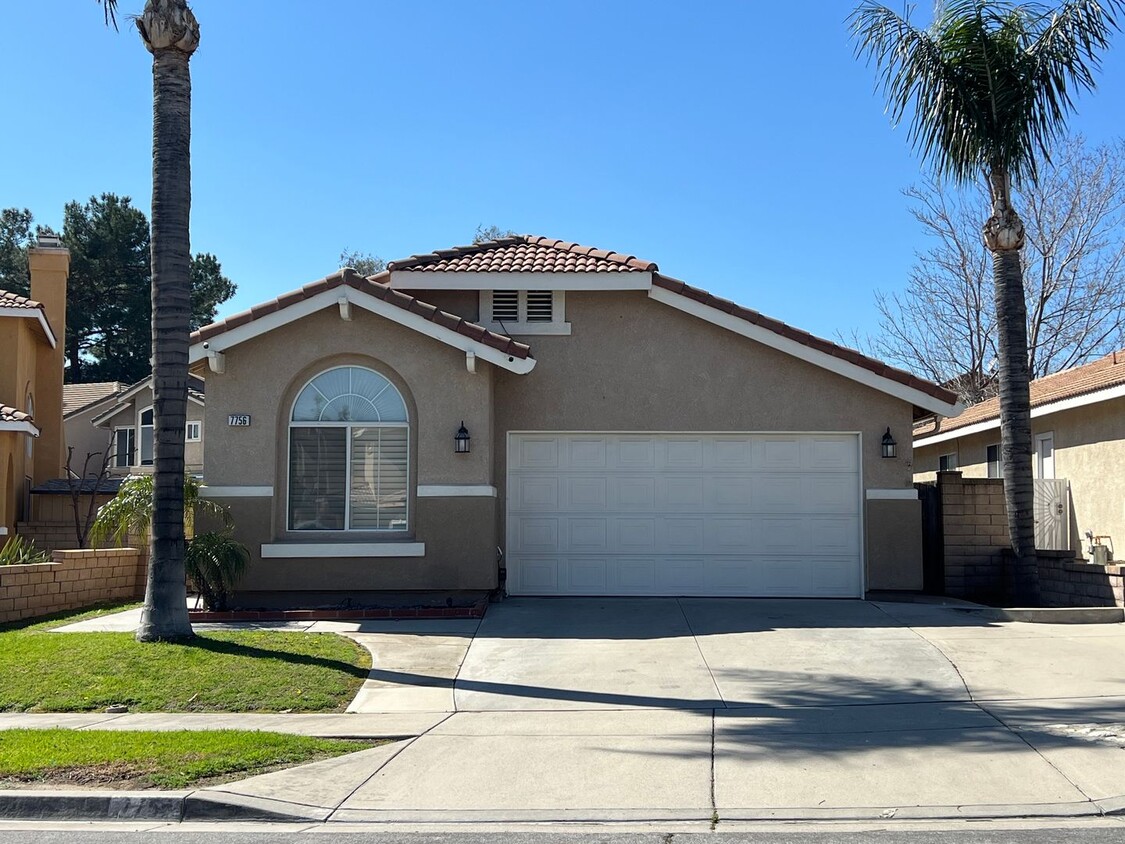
[15,521,81,554]
[927,472,1124,607]
[0,548,145,624]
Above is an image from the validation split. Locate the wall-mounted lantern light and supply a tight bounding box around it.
[881,427,897,459]
[454,421,471,454]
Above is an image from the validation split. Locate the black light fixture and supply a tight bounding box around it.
[881,427,897,459]
[454,421,471,454]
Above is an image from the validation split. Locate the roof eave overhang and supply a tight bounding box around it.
[91,388,205,428]
[648,286,960,418]
[914,381,1125,448]
[0,307,57,348]
[188,286,536,375]
[0,420,40,436]
[387,270,652,291]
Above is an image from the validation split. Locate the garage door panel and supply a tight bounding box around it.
[508,433,862,597]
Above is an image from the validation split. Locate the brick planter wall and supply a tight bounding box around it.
[0,548,145,624]
[1038,550,1125,608]
[928,472,1124,607]
[15,521,82,554]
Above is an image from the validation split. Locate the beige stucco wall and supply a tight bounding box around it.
[491,290,921,591]
[0,319,41,536]
[203,305,497,597]
[915,396,1125,559]
[202,289,928,597]
[64,404,116,472]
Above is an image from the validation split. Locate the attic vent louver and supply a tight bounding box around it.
[525,290,553,322]
[492,290,519,322]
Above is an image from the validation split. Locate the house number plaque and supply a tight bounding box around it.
[227,414,252,427]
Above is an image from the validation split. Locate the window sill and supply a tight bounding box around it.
[261,542,425,558]
[483,321,572,336]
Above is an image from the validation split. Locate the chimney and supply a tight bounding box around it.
[27,232,69,484]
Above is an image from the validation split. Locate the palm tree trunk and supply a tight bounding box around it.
[135,0,199,642]
[985,166,1038,605]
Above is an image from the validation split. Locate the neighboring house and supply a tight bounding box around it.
[88,376,206,476]
[0,235,69,542]
[914,351,1125,558]
[62,381,126,473]
[188,234,959,607]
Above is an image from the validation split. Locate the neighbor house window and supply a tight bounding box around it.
[114,427,136,468]
[939,452,958,472]
[186,421,202,442]
[987,444,1002,478]
[288,366,409,531]
[139,407,154,465]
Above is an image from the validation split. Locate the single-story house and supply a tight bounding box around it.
[914,351,1125,559]
[87,376,206,476]
[188,234,959,606]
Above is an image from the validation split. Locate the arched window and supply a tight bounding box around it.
[288,366,409,531]
[25,394,33,460]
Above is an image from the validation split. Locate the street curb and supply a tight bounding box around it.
[966,606,1124,624]
[0,789,327,823]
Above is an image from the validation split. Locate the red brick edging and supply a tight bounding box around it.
[187,601,489,622]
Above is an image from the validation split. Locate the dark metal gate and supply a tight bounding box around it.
[917,482,944,595]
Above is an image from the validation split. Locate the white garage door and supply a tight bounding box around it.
[506,433,862,597]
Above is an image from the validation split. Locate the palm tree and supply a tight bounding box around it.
[101,0,199,640]
[852,0,1121,604]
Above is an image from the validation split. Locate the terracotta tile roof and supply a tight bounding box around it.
[651,274,959,408]
[916,350,1125,438]
[0,404,32,424]
[191,269,532,360]
[63,382,127,417]
[387,235,657,274]
[0,289,44,311]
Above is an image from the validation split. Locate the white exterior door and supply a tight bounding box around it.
[506,433,863,597]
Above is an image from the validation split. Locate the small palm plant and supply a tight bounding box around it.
[91,475,249,611]
[0,536,52,567]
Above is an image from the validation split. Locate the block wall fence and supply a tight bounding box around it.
[0,548,145,625]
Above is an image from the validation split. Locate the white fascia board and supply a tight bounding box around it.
[914,381,1125,448]
[388,270,652,291]
[188,287,536,375]
[648,287,960,417]
[417,484,497,497]
[0,420,40,436]
[200,485,273,498]
[0,308,57,348]
[261,542,425,558]
[866,488,919,500]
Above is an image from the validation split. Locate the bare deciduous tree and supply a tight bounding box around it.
[853,136,1125,405]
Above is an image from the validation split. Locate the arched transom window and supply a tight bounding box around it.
[288,366,409,531]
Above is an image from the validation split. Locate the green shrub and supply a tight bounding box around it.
[0,536,52,567]
[186,531,250,611]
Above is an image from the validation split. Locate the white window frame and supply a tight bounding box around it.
[185,420,202,442]
[1035,431,1056,479]
[113,426,136,468]
[480,290,571,335]
[938,452,958,472]
[138,405,154,466]
[986,443,1003,478]
[286,366,410,533]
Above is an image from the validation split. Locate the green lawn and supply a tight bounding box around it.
[0,729,376,789]
[0,604,371,713]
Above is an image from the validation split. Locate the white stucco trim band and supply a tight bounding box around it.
[0,307,57,348]
[0,420,39,436]
[417,485,497,497]
[200,485,274,498]
[914,382,1125,448]
[388,271,653,291]
[261,542,426,558]
[865,489,918,500]
[647,287,960,417]
[188,287,536,375]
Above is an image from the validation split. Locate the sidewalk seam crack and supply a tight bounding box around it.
[675,597,726,709]
[450,614,485,713]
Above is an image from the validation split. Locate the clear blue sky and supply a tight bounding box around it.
[3,1,1124,345]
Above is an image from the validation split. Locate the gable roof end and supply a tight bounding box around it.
[0,288,57,347]
[189,269,534,372]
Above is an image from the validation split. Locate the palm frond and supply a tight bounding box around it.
[98,0,119,30]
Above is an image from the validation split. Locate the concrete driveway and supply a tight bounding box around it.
[54,597,1125,823]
